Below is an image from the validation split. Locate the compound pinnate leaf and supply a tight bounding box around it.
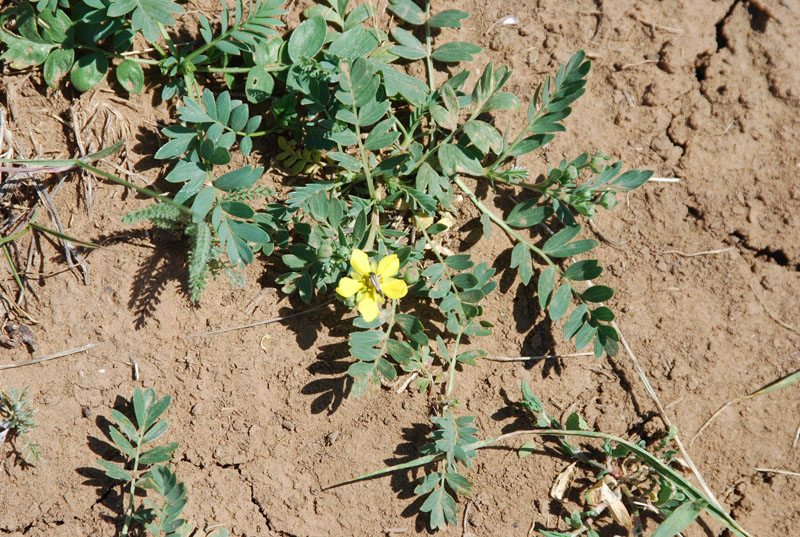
[116,59,144,93]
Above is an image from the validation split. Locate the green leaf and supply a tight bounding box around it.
[132,388,147,428]
[510,243,533,285]
[431,42,482,63]
[0,28,54,69]
[565,412,589,431]
[547,239,598,258]
[564,260,602,281]
[327,152,362,172]
[463,120,502,154]
[138,442,179,465]
[213,166,263,192]
[388,0,426,25]
[116,59,144,93]
[518,439,537,458]
[506,200,552,228]
[108,425,136,458]
[427,9,469,28]
[483,91,519,111]
[651,499,708,537]
[563,305,588,340]
[228,220,269,244]
[582,285,614,303]
[574,321,597,349]
[246,66,275,103]
[591,306,614,322]
[106,0,185,43]
[288,16,326,62]
[329,26,379,60]
[612,169,654,191]
[509,134,554,156]
[43,48,73,88]
[537,267,555,309]
[70,53,108,92]
[548,283,572,321]
[542,225,581,253]
[97,459,132,482]
[444,255,473,270]
[140,419,168,443]
[390,27,426,60]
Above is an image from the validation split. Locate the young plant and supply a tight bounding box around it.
[0,386,42,465]
[0,0,286,97]
[95,387,228,537]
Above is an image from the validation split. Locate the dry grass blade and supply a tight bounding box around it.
[0,343,98,370]
[190,299,335,337]
[690,369,800,445]
[756,468,800,478]
[749,282,800,335]
[485,352,594,362]
[657,246,735,257]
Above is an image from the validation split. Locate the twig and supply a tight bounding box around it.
[632,14,684,34]
[794,422,800,449]
[749,282,800,336]
[484,352,594,362]
[190,299,335,337]
[0,343,98,370]
[648,177,680,183]
[128,353,139,381]
[621,59,658,70]
[756,468,800,478]
[396,371,418,394]
[657,246,735,257]
[588,219,628,247]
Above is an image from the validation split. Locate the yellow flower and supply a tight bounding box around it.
[336,249,408,322]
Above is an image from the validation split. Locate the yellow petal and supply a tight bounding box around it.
[350,249,371,276]
[336,277,364,298]
[357,295,380,322]
[380,277,408,300]
[376,254,399,279]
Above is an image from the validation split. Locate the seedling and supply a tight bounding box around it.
[0,386,42,466]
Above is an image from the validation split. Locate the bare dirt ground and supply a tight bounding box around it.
[2,0,799,536]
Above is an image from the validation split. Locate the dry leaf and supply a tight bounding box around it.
[550,462,577,500]
[600,482,632,529]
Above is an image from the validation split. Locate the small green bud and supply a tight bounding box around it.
[598,192,617,209]
[566,165,578,181]
[404,266,420,285]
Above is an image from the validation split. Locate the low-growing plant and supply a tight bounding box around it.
[0,0,756,534]
[96,387,227,537]
[0,386,42,465]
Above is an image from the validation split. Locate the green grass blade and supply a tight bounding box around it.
[29,222,101,248]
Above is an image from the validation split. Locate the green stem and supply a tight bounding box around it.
[424,1,436,92]
[444,328,464,399]
[120,431,144,537]
[453,175,599,314]
[76,162,195,218]
[195,63,286,74]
